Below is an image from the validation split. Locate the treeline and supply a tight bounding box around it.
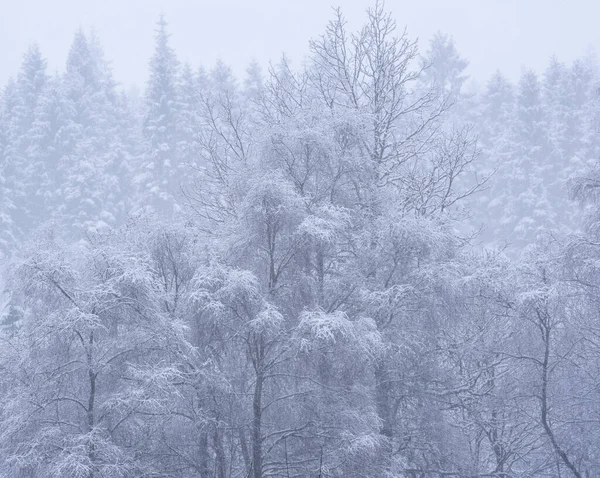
[1,3,600,477]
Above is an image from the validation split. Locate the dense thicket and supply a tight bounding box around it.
[1,4,600,477]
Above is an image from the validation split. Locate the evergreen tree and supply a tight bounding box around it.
[13,45,48,149]
[544,57,573,162]
[507,69,553,248]
[243,60,264,106]
[176,62,203,178]
[421,31,469,102]
[475,70,516,246]
[0,81,18,257]
[46,30,131,235]
[25,75,69,229]
[140,14,181,215]
[9,45,49,236]
[481,70,515,126]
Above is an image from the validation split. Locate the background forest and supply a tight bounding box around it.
[1,3,600,477]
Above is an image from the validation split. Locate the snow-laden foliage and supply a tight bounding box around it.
[3,3,600,477]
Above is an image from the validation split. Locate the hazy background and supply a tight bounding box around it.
[1,0,597,88]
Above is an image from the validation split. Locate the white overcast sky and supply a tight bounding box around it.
[0,0,597,89]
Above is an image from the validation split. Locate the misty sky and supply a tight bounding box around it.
[1,0,597,89]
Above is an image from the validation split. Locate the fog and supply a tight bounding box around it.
[2,2,600,477]
[1,0,598,87]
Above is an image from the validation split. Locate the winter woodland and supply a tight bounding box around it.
[2,3,600,477]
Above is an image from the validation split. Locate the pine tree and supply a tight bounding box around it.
[140,14,181,215]
[475,71,516,246]
[481,70,515,126]
[176,63,203,177]
[9,45,49,237]
[13,45,48,148]
[25,75,69,228]
[544,57,573,160]
[510,68,553,246]
[542,57,586,233]
[0,82,18,257]
[243,60,264,105]
[421,31,469,101]
[46,30,131,235]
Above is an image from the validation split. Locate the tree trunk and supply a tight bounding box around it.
[213,427,227,478]
[374,358,393,470]
[199,431,210,478]
[86,330,96,478]
[252,368,263,478]
[539,312,581,478]
[239,427,251,477]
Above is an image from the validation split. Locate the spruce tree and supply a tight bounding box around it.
[140,14,180,215]
[0,82,18,257]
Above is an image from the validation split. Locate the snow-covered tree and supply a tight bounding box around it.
[0,89,17,257]
[139,15,181,215]
[1,4,599,477]
[421,31,469,102]
[60,30,131,234]
[0,221,196,477]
